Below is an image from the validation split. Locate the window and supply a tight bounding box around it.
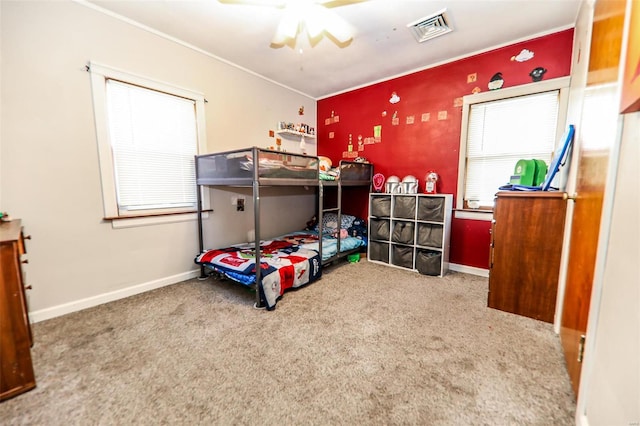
[456,77,570,218]
[89,62,208,227]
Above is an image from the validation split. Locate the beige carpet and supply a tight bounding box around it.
[0,261,575,425]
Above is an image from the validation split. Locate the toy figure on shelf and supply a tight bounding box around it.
[425,171,439,194]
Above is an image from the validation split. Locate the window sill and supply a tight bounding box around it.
[105,210,211,229]
[454,209,493,221]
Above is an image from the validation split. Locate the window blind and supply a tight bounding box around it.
[464,90,559,206]
[105,80,198,213]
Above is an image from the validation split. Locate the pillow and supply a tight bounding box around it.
[316,213,356,233]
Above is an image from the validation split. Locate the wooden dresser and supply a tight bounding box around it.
[1,219,36,401]
[488,192,568,323]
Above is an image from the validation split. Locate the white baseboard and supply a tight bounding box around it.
[449,263,489,277]
[29,270,201,323]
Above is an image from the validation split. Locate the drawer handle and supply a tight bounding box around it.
[22,259,29,264]
[24,285,32,290]
[24,235,32,240]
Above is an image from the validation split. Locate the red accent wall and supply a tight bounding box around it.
[317,29,574,269]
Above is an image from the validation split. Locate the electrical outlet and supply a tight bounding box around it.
[236,198,245,212]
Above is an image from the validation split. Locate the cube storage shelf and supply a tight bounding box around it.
[368,193,453,277]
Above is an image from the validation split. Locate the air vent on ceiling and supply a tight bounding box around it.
[407,9,452,43]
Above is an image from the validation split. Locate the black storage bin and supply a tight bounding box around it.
[370,218,390,241]
[392,245,414,269]
[392,221,414,245]
[416,250,442,276]
[369,242,389,263]
[393,196,416,219]
[371,196,391,217]
[417,223,443,248]
[417,197,444,222]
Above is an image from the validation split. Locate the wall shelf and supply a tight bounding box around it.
[276,129,316,139]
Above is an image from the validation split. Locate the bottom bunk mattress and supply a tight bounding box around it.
[194,231,366,309]
[195,239,322,310]
[280,231,366,261]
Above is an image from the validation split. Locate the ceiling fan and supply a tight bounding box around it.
[218,0,369,47]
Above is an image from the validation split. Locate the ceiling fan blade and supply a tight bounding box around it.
[324,17,353,43]
[307,5,352,43]
[273,8,301,42]
[217,0,286,7]
[316,0,370,8]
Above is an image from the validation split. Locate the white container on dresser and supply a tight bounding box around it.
[368,193,453,277]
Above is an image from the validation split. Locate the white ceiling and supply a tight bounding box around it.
[83,0,581,99]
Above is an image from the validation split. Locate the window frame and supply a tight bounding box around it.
[455,76,571,221]
[89,62,209,228]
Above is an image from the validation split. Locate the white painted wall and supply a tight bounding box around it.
[0,0,316,320]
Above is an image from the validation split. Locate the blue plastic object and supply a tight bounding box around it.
[541,124,575,191]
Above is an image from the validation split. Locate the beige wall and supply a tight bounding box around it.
[0,1,316,320]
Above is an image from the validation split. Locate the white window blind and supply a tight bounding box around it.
[464,90,559,207]
[105,80,198,214]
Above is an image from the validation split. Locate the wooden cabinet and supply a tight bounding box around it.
[1,219,36,401]
[488,192,567,323]
[368,193,452,277]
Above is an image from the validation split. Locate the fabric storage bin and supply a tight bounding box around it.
[371,196,391,217]
[393,196,416,219]
[392,221,414,245]
[370,218,390,241]
[369,242,389,263]
[417,197,444,222]
[417,223,443,248]
[416,250,442,276]
[392,245,414,269]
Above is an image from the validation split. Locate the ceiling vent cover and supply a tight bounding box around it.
[407,9,452,43]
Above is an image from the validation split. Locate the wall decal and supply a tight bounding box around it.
[347,134,353,152]
[406,115,415,124]
[511,49,535,62]
[529,67,547,82]
[392,118,399,126]
[438,111,448,120]
[364,136,380,145]
[329,131,335,139]
[382,111,387,117]
[389,92,400,104]
[298,106,304,115]
[453,97,463,107]
[488,72,504,90]
[467,73,477,83]
[421,113,431,122]
[342,151,358,159]
[325,111,340,125]
[472,86,482,94]
[357,135,364,150]
[374,125,382,139]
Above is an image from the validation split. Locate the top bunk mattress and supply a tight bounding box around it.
[196,147,318,185]
[320,160,373,184]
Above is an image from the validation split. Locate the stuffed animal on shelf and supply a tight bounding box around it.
[318,156,332,172]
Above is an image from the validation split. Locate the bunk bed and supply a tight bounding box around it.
[194,147,372,310]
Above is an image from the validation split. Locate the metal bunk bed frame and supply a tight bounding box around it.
[195,146,372,308]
